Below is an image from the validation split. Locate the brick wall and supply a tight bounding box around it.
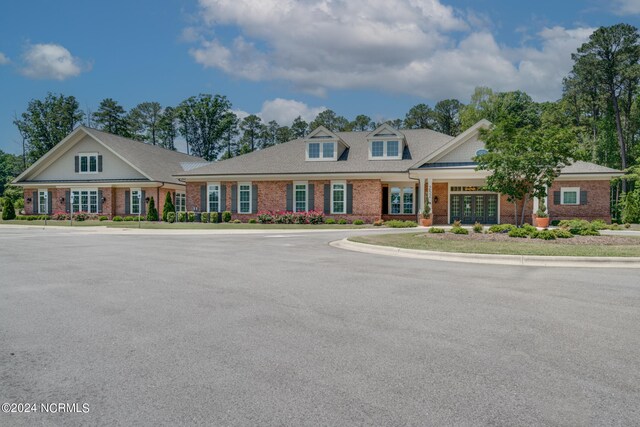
[500,195,535,225]
[432,183,448,225]
[548,180,611,222]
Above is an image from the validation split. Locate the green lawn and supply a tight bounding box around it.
[0,218,373,230]
[349,232,640,257]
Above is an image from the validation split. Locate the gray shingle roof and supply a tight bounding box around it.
[560,160,621,175]
[176,129,454,176]
[82,127,208,185]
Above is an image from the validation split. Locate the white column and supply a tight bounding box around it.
[533,195,539,214]
[418,178,425,213]
[427,177,433,217]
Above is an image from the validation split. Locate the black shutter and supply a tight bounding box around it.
[47,191,52,214]
[286,184,293,211]
[308,184,314,211]
[141,190,146,215]
[74,156,79,173]
[125,191,130,214]
[98,155,103,172]
[580,191,587,205]
[231,185,237,213]
[65,191,70,213]
[200,185,206,212]
[252,184,258,213]
[220,185,226,211]
[553,191,561,205]
[382,187,389,214]
[346,184,353,214]
[32,191,38,214]
[324,184,331,214]
[98,190,103,213]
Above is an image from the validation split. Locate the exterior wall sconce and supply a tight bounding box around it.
[26,197,32,203]
[102,197,107,203]
[434,196,439,204]
[145,197,150,203]
[59,197,65,203]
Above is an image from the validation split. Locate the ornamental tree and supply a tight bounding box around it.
[162,192,174,222]
[146,196,159,221]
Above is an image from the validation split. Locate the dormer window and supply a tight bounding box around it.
[305,126,347,161]
[308,143,320,159]
[306,141,336,160]
[369,140,401,160]
[322,142,335,158]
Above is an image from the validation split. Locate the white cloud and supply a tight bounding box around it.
[188,0,593,101]
[259,98,326,124]
[0,52,9,65]
[613,0,640,15]
[20,43,89,80]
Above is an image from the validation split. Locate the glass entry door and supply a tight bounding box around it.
[450,194,498,224]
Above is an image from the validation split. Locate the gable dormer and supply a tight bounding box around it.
[304,126,348,161]
[366,124,406,160]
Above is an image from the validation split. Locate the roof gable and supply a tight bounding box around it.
[366,123,405,140]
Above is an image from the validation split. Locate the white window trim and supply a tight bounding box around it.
[38,189,48,214]
[78,153,99,174]
[388,186,415,215]
[175,192,186,212]
[130,188,142,215]
[294,181,308,212]
[368,140,402,160]
[330,181,346,214]
[306,141,338,161]
[207,182,221,213]
[70,188,98,213]
[238,182,252,214]
[561,187,580,205]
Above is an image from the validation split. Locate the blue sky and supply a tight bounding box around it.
[0,0,639,155]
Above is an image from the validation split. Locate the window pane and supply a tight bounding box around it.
[209,185,219,212]
[563,191,577,204]
[372,141,384,157]
[131,190,140,214]
[39,191,47,214]
[308,143,320,158]
[403,187,413,214]
[72,191,80,212]
[332,184,345,213]
[390,187,401,214]
[80,156,88,172]
[295,184,306,212]
[463,195,472,217]
[239,185,251,213]
[89,156,97,172]
[90,191,98,213]
[323,142,334,158]
[387,141,399,157]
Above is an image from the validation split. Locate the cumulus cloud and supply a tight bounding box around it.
[612,0,640,15]
[0,52,9,65]
[188,0,593,101]
[20,43,89,80]
[259,98,326,124]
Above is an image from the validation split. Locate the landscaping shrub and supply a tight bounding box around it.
[146,197,159,221]
[210,212,219,223]
[222,211,232,223]
[257,211,274,224]
[558,219,600,235]
[621,189,640,224]
[2,198,15,220]
[489,224,515,233]
[73,212,88,221]
[508,228,529,238]
[51,212,68,220]
[307,211,325,224]
[162,193,174,222]
[337,218,348,225]
[248,218,257,224]
[113,216,123,222]
[531,229,556,240]
[14,215,51,221]
[187,211,196,222]
[625,223,631,229]
[166,212,176,223]
[552,229,573,238]
[608,223,621,230]
[293,212,308,224]
[325,218,336,224]
[590,219,607,230]
[551,220,561,226]
[99,216,108,221]
[578,229,600,236]
[452,220,462,227]
[353,219,365,225]
[451,226,469,235]
[522,223,537,234]
[385,220,417,228]
[373,219,384,226]
[428,227,445,233]
[178,212,186,222]
[200,212,209,223]
[232,219,241,223]
[472,222,483,233]
[124,216,135,221]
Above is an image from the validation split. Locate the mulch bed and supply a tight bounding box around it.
[420,232,640,246]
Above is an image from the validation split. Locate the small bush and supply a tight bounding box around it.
[2,198,16,220]
[222,211,232,222]
[353,219,365,225]
[257,211,274,224]
[385,220,418,228]
[551,220,561,226]
[232,219,241,224]
[325,218,336,224]
[73,212,88,222]
[590,219,607,230]
[178,212,186,222]
[248,218,257,224]
[489,224,515,233]
[531,229,556,240]
[428,227,445,233]
[124,216,135,222]
[162,193,175,222]
[210,212,219,223]
[51,212,69,220]
[625,223,631,229]
[558,219,592,235]
[552,229,573,239]
[166,212,176,223]
[608,223,621,230]
[113,216,123,222]
[187,212,195,222]
[451,226,469,235]
[337,218,348,225]
[372,219,383,227]
[508,228,529,238]
[522,223,537,234]
[200,212,209,223]
[472,222,483,233]
[99,216,108,221]
[578,229,600,236]
[452,220,462,227]
[146,197,159,221]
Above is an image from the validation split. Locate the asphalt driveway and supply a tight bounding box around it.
[1,227,639,426]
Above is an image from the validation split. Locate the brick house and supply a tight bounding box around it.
[175,120,621,224]
[12,126,207,218]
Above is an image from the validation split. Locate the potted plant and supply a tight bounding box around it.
[420,198,432,227]
[535,198,550,228]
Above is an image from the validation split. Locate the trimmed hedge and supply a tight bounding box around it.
[385,220,417,228]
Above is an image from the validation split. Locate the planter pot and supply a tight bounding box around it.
[535,217,550,228]
[420,218,433,227]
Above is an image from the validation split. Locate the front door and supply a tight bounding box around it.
[450,194,498,224]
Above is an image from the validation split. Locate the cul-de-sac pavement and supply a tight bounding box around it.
[1,227,639,426]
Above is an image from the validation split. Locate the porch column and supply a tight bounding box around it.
[418,178,425,214]
[427,177,433,217]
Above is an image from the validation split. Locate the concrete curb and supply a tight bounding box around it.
[330,238,640,269]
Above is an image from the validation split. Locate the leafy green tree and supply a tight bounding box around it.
[239,114,265,152]
[350,115,375,131]
[92,98,130,137]
[460,87,495,130]
[220,111,240,159]
[290,116,308,137]
[146,196,159,221]
[0,150,24,196]
[261,120,280,148]
[128,102,163,145]
[157,106,177,150]
[403,104,434,129]
[2,197,15,220]
[14,93,84,164]
[162,192,174,222]
[176,94,233,160]
[432,99,463,136]
[276,126,293,144]
[309,109,349,132]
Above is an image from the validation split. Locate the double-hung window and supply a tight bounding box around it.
[322,142,335,158]
[561,187,580,205]
[79,154,98,173]
[371,141,384,157]
[208,183,220,212]
[38,190,48,214]
[389,186,414,214]
[238,183,251,214]
[331,182,346,214]
[294,182,307,212]
[308,143,320,159]
[307,141,336,160]
[131,189,141,214]
[175,192,186,212]
[369,140,401,159]
[71,189,98,213]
